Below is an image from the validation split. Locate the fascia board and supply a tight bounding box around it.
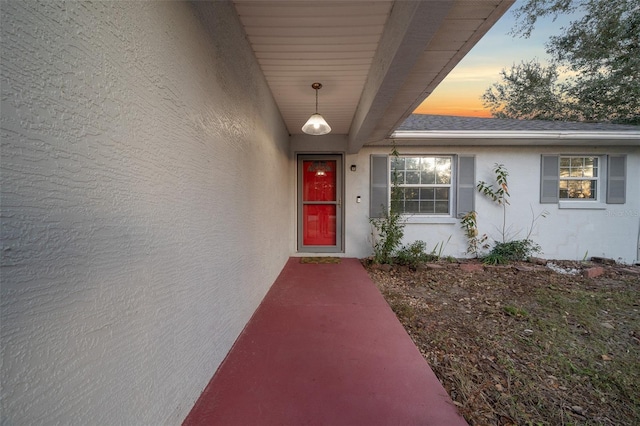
[392,130,640,143]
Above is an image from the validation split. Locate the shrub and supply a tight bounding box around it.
[370,208,404,264]
[483,239,541,265]
[370,144,405,264]
[460,211,488,257]
[395,240,432,268]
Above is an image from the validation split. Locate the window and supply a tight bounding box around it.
[559,156,598,200]
[390,156,452,214]
[540,154,626,205]
[370,154,475,220]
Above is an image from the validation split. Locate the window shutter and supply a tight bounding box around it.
[370,155,389,218]
[540,155,559,203]
[607,155,626,204]
[456,155,475,217]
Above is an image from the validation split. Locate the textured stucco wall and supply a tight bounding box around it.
[1,1,291,424]
[346,146,640,263]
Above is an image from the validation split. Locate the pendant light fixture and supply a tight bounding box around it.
[302,82,331,135]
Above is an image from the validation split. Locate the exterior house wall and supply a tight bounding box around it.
[344,146,640,264]
[1,2,291,425]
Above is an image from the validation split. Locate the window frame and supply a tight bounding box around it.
[541,154,626,208]
[558,155,601,202]
[389,154,455,216]
[370,154,474,223]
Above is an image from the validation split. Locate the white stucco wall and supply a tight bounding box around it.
[345,146,640,264]
[1,2,291,425]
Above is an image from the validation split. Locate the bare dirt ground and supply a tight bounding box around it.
[364,259,640,425]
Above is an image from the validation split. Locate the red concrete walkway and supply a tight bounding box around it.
[183,258,467,426]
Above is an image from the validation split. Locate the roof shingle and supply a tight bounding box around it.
[399,114,640,132]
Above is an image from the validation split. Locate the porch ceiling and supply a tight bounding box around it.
[232,0,513,153]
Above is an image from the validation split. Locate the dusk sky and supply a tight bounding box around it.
[416,0,577,117]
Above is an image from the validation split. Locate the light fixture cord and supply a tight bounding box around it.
[315,88,319,113]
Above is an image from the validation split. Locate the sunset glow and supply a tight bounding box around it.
[414,74,495,117]
[415,0,571,118]
[414,95,492,117]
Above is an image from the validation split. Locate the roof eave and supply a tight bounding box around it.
[383,130,640,146]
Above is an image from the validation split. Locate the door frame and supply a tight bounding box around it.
[297,154,344,253]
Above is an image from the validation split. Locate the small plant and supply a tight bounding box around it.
[476,164,547,264]
[430,236,452,259]
[524,205,549,241]
[503,305,529,318]
[482,252,504,265]
[395,240,430,268]
[460,211,488,257]
[370,207,404,264]
[370,144,405,264]
[477,163,511,242]
[483,239,541,265]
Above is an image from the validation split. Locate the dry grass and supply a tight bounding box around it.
[366,261,640,425]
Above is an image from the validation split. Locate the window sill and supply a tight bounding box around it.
[403,216,458,224]
[558,201,606,210]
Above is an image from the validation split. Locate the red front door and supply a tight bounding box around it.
[298,155,342,252]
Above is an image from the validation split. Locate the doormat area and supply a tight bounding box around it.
[300,257,342,264]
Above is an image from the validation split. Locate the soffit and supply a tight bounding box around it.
[232,0,513,151]
[233,0,393,137]
[364,0,513,147]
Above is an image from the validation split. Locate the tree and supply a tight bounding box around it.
[482,60,572,120]
[483,0,640,124]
